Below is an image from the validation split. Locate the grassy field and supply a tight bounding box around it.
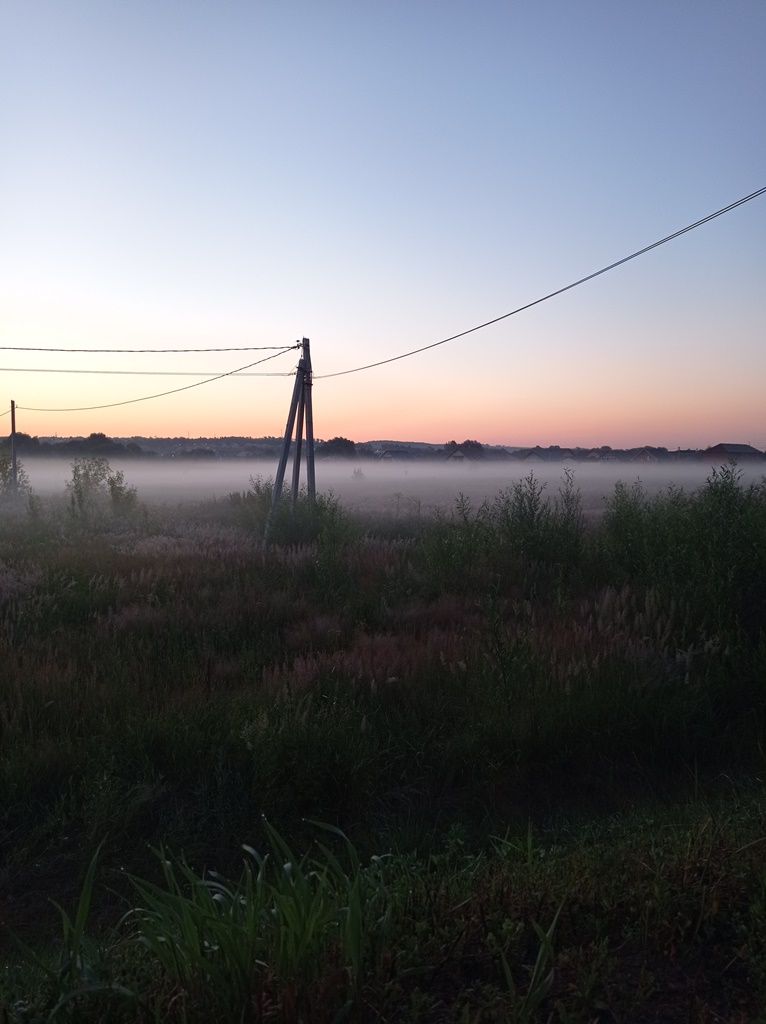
[1,459,766,1021]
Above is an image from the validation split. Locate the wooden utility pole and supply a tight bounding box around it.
[265,338,317,540]
[271,356,304,507]
[291,373,305,512]
[10,400,17,491]
[302,338,316,502]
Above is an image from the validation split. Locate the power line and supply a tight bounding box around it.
[316,185,766,379]
[17,347,298,413]
[0,344,300,353]
[1,366,294,378]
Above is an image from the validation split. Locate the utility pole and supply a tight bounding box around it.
[302,338,316,502]
[290,369,305,512]
[271,355,304,508]
[265,338,317,541]
[10,400,17,491]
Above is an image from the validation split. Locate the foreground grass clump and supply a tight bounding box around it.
[5,802,766,1022]
[1,463,766,1019]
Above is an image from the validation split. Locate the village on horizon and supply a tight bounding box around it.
[3,431,765,463]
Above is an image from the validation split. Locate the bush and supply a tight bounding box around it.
[0,452,33,514]
[67,456,138,525]
[601,465,766,635]
[229,476,352,547]
[419,472,585,595]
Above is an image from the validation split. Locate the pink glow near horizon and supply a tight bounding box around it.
[1,4,764,448]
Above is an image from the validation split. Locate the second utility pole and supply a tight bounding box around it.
[10,400,18,491]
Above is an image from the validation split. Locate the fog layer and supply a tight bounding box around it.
[19,458,765,517]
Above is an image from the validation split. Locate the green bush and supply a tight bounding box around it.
[0,452,32,506]
[419,472,585,595]
[601,466,766,634]
[229,476,353,547]
[66,456,138,525]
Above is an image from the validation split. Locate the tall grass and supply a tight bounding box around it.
[1,467,764,856]
[6,803,766,1021]
[600,465,766,634]
[1,464,766,1018]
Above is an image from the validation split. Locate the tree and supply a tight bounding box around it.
[319,437,356,458]
[460,439,485,459]
[67,456,137,522]
[0,453,31,501]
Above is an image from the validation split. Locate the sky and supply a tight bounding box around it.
[1,1,764,447]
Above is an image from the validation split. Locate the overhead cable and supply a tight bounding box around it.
[0,344,301,354]
[315,185,766,379]
[1,367,294,378]
[17,347,297,413]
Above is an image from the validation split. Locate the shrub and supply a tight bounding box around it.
[419,472,585,595]
[601,465,766,635]
[229,476,352,547]
[0,452,32,504]
[67,456,138,525]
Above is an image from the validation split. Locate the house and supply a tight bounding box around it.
[628,446,661,463]
[444,440,485,461]
[703,443,764,460]
[445,447,466,461]
[515,446,551,462]
[378,448,416,461]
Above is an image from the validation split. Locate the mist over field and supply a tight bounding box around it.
[18,456,766,516]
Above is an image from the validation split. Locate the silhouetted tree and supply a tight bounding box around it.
[460,439,485,459]
[319,437,356,458]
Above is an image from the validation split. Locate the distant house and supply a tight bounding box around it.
[513,446,576,462]
[515,446,551,463]
[629,446,661,463]
[444,440,484,461]
[704,443,764,460]
[445,447,466,461]
[378,448,416,461]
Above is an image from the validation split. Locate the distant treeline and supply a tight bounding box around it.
[1,432,152,458]
[2,431,764,462]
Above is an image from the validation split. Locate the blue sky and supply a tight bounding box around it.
[1,1,764,444]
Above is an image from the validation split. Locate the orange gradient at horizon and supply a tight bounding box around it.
[9,341,766,451]
[2,4,764,453]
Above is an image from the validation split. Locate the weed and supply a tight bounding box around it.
[66,457,138,526]
[1,469,766,1020]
